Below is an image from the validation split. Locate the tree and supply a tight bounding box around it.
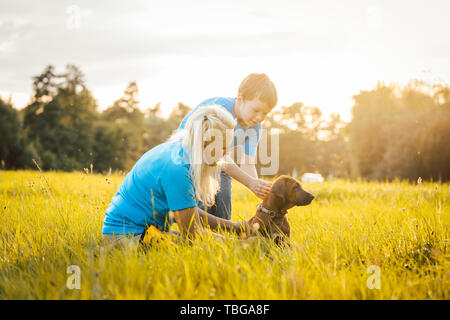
[347,80,450,181]
[22,65,98,170]
[347,83,399,179]
[0,97,22,168]
[93,82,146,171]
[32,65,59,102]
[257,102,346,177]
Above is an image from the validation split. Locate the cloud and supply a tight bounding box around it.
[0,0,348,93]
[1,0,449,114]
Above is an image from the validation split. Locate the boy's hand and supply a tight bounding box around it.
[249,178,272,200]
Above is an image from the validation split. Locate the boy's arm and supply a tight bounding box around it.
[239,154,258,179]
[220,154,271,199]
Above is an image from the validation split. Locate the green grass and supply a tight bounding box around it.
[0,170,448,299]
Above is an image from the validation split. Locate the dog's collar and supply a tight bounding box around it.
[257,203,286,218]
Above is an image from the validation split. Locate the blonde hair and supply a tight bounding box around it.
[169,105,236,207]
[238,73,278,110]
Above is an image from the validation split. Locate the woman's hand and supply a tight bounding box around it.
[231,221,250,238]
[248,178,272,200]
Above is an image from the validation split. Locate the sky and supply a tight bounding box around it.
[1,0,450,121]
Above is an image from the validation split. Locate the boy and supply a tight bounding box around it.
[179,73,278,220]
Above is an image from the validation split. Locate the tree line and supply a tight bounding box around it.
[1,65,449,181]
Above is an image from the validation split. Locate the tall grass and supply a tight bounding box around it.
[0,170,448,299]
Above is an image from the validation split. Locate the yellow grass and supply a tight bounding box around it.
[0,170,449,299]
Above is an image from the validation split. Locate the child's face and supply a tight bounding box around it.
[236,96,271,128]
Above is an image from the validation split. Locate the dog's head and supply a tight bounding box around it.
[266,175,314,210]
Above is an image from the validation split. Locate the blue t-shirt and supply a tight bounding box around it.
[179,97,262,157]
[102,139,197,235]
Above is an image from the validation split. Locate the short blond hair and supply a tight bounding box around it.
[238,73,278,110]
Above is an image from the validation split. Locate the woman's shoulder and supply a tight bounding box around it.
[134,140,187,172]
[161,140,191,170]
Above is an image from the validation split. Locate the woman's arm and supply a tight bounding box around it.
[172,206,250,238]
[196,206,249,235]
[172,207,202,237]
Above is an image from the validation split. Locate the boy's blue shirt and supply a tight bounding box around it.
[179,97,262,157]
[102,139,197,235]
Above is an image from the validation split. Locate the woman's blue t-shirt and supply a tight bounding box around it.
[102,139,197,235]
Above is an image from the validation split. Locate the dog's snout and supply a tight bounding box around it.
[305,192,314,204]
[297,191,314,206]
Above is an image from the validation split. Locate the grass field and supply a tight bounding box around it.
[0,170,448,299]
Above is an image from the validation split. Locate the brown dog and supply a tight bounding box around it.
[246,175,314,244]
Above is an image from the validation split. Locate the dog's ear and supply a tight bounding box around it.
[270,181,285,201]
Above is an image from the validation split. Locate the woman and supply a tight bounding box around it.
[102,105,249,245]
